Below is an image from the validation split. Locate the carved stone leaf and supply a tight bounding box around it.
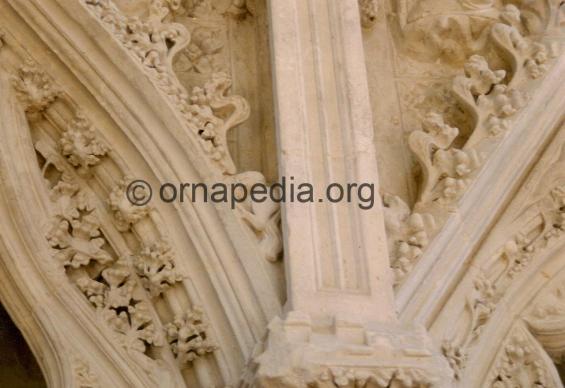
[50,175,93,221]
[164,306,216,364]
[12,59,60,114]
[108,177,150,231]
[134,240,182,297]
[104,302,163,354]
[60,111,108,173]
[47,215,113,268]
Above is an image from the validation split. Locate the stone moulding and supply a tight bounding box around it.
[79,0,282,264]
[0,0,564,386]
[0,0,285,386]
[424,119,565,383]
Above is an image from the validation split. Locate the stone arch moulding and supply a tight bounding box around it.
[0,0,284,387]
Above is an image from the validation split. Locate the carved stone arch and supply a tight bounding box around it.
[417,115,565,385]
[0,69,151,387]
[462,242,565,387]
[0,0,284,386]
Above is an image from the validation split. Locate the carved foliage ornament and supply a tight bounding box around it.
[164,306,217,364]
[442,183,565,379]
[81,0,249,175]
[11,58,214,370]
[82,0,282,263]
[487,325,561,387]
[394,0,553,65]
[12,59,61,115]
[385,2,556,286]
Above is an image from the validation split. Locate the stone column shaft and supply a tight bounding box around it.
[271,0,396,325]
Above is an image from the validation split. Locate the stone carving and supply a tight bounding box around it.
[525,277,565,364]
[441,183,565,377]
[231,172,282,262]
[82,0,281,261]
[180,26,225,75]
[310,366,436,388]
[226,0,254,20]
[491,9,551,81]
[60,111,108,174]
[409,112,481,206]
[359,0,378,29]
[74,254,166,356]
[441,341,466,380]
[12,59,60,115]
[393,1,552,65]
[134,240,183,297]
[23,79,184,368]
[108,177,151,231]
[104,300,164,354]
[47,214,114,268]
[385,1,556,285]
[186,72,250,174]
[452,55,527,147]
[529,283,565,321]
[73,357,100,388]
[382,194,435,283]
[84,0,188,74]
[49,174,93,221]
[467,272,498,342]
[82,0,246,175]
[488,327,552,387]
[164,307,216,364]
[172,0,228,78]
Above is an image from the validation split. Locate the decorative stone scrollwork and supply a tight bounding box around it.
[491,337,548,387]
[84,0,188,74]
[14,56,213,377]
[409,112,481,206]
[525,277,565,364]
[164,307,216,365]
[49,174,92,222]
[452,55,528,147]
[82,0,281,264]
[47,178,165,358]
[385,1,558,285]
[81,0,248,175]
[186,72,250,174]
[491,7,552,81]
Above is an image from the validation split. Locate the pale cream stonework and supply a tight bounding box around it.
[0,0,563,387]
